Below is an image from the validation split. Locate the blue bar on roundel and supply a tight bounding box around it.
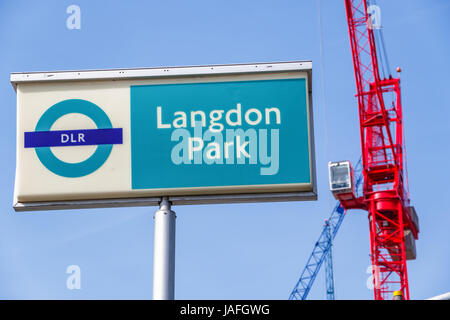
[24,128,123,148]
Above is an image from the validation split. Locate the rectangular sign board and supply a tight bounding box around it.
[11,61,316,211]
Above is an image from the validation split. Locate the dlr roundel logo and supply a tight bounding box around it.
[24,99,123,178]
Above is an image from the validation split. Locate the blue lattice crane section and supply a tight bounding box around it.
[289,159,362,300]
[324,222,335,300]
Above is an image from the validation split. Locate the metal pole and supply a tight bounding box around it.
[153,197,176,300]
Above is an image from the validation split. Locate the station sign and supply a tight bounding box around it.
[11,62,316,210]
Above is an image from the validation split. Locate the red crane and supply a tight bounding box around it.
[330,0,419,300]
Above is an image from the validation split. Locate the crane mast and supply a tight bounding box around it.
[342,0,419,300]
[290,0,419,300]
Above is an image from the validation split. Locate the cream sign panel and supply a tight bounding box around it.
[12,62,316,210]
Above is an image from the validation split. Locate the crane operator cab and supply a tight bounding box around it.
[328,161,355,200]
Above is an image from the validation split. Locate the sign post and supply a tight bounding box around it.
[11,61,316,300]
[153,197,176,300]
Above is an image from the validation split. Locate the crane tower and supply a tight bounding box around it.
[329,0,419,300]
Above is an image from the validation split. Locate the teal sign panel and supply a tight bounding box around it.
[130,78,312,192]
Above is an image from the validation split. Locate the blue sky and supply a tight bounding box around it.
[0,0,449,299]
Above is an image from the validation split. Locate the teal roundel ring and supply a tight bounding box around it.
[34,99,113,178]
